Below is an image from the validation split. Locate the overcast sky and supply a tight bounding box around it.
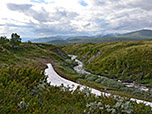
[0,0,152,38]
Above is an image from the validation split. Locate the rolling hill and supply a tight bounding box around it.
[48,29,152,45]
[63,40,152,88]
[1,37,152,113]
[123,29,152,37]
[31,36,69,43]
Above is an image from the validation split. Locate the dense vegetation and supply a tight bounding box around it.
[77,73,152,101]
[1,65,152,113]
[0,34,68,68]
[0,35,152,113]
[63,40,152,88]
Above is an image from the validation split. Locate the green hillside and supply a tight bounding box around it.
[0,43,68,67]
[0,35,152,113]
[64,40,152,88]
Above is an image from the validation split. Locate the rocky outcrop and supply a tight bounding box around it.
[88,50,102,63]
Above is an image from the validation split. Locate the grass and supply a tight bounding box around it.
[1,65,151,113]
[51,58,152,102]
[63,40,152,88]
[0,42,68,68]
[0,41,152,113]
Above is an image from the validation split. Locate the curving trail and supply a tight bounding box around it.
[45,63,152,107]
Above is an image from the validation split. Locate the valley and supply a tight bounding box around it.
[45,63,152,107]
[0,36,152,113]
[70,55,151,92]
[64,40,152,88]
[1,0,152,113]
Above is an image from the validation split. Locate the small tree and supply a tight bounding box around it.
[0,36,9,45]
[27,40,32,44]
[10,33,21,48]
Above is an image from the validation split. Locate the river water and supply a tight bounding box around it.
[45,63,152,107]
[69,55,152,92]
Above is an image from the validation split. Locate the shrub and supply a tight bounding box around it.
[87,75,98,81]
[95,77,103,83]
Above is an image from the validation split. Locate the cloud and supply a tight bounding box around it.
[0,23,32,28]
[30,0,47,4]
[28,7,51,22]
[0,0,152,38]
[7,3,79,23]
[7,3,50,23]
[55,8,79,19]
[7,3,33,12]
[127,0,152,11]
[83,23,91,28]
[6,3,80,36]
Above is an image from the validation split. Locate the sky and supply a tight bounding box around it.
[0,0,152,38]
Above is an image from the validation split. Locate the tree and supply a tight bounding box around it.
[10,33,21,47]
[27,40,32,44]
[0,36,9,45]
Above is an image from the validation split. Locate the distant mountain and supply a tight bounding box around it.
[122,29,152,37]
[67,36,91,40]
[21,38,33,42]
[47,29,152,45]
[31,29,152,45]
[101,33,120,38]
[31,36,69,43]
[47,40,70,45]
[67,35,107,39]
[31,35,99,43]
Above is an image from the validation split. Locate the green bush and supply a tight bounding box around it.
[95,77,103,83]
[78,74,86,79]
[0,58,151,113]
[87,75,98,81]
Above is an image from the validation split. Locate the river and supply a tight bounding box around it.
[45,63,152,107]
[69,55,152,92]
